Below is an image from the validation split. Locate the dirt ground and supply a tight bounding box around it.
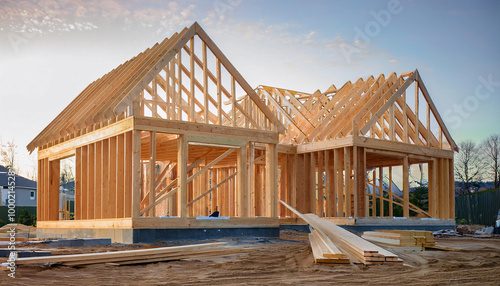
[1,231,499,285]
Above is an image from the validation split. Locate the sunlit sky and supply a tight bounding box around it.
[0,0,499,177]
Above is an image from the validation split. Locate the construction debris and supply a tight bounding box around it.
[473,227,494,238]
[5,242,246,267]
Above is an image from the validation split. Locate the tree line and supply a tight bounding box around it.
[455,134,500,195]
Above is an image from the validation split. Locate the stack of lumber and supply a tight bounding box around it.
[280,200,401,265]
[362,230,436,247]
[304,214,402,264]
[7,242,245,267]
[308,229,349,264]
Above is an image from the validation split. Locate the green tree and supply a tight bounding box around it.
[18,209,37,227]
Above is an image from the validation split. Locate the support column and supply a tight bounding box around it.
[149,131,157,217]
[449,158,455,219]
[265,143,278,217]
[177,134,188,217]
[344,147,351,218]
[237,145,248,217]
[379,167,384,217]
[287,153,297,217]
[388,166,393,217]
[48,160,60,221]
[131,130,142,219]
[403,156,410,217]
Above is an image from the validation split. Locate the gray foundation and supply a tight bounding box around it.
[37,227,280,244]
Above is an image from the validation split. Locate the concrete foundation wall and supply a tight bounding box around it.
[37,227,280,244]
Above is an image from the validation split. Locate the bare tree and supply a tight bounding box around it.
[454,140,485,194]
[61,157,75,183]
[1,140,17,172]
[482,135,500,189]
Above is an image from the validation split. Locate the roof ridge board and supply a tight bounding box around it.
[111,26,192,117]
[100,29,187,121]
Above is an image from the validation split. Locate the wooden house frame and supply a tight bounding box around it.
[28,23,457,243]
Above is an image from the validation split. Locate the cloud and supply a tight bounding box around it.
[389,59,397,63]
[0,0,196,35]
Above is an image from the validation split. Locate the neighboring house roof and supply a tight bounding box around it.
[0,165,37,189]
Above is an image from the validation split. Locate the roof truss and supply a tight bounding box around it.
[257,70,458,151]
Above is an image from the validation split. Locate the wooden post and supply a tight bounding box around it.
[344,147,351,217]
[109,137,117,218]
[265,143,278,217]
[48,160,60,221]
[403,156,410,217]
[415,81,419,145]
[335,148,344,217]
[443,158,450,219]
[388,166,393,217]
[189,37,195,122]
[449,158,455,219]
[296,154,305,214]
[87,144,95,219]
[309,152,316,214]
[131,130,142,219]
[317,151,324,217]
[237,145,248,217]
[428,160,436,217]
[149,131,157,217]
[288,153,297,217]
[75,148,82,220]
[177,135,188,217]
[352,147,358,217]
[248,142,255,216]
[379,167,384,217]
[81,145,88,220]
[116,134,126,218]
[124,133,132,218]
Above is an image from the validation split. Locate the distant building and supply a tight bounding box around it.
[0,165,37,207]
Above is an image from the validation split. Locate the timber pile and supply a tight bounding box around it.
[308,229,349,264]
[280,201,401,265]
[8,242,245,267]
[362,230,435,247]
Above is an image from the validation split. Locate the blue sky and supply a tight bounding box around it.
[0,0,499,176]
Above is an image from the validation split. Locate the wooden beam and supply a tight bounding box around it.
[48,160,60,221]
[131,130,142,218]
[177,135,188,217]
[265,143,278,217]
[403,156,409,217]
[134,116,279,144]
[149,131,157,217]
[344,147,351,218]
[237,146,248,217]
